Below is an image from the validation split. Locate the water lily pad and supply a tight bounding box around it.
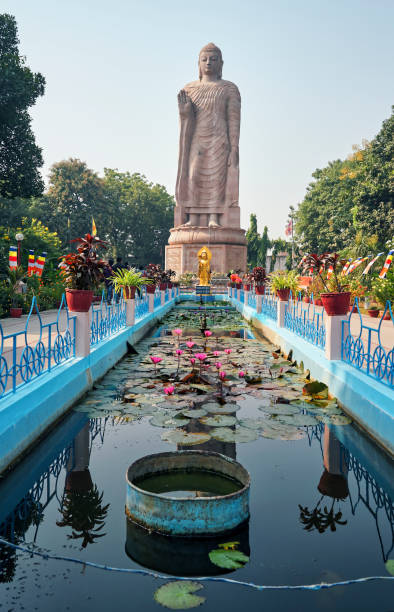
[154,581,205,610]
[200,415,237,427]
[303,381,328,399]
[150,413,190,428]
[385,559,394,576]
[316,414,352,425]
[125,405,157,417]
[209,548,249,569]
[204,402,240,414]
[261,426,305,440]
[238,417,268,430]
[181,408,207,418]
[161,429,212,446]
[276,414,319,427]
[211,426,259,443]
[259,404,300,416]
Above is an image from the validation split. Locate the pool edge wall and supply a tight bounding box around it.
[0,299,176,473]
[230,296,394,457]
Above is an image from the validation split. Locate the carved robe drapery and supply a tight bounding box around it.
[176,80,241,211]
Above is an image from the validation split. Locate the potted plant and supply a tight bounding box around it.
[252,267,267,294]
[7,266,26,317]
[371,271,394,320]
[112,267,152,299]
[300,253,351,315]
[144,263,162,293]
[269,270,300,301]
[59,234,107,312]
[242,272,253,291]
[166,269,176,289]
[367,304,380,318]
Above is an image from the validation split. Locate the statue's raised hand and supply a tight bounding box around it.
[178,89,193,118]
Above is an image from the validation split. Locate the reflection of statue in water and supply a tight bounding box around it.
[198,246,211,286]
[176,42,241,228]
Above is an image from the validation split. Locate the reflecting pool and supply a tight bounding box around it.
[0,306,393,611]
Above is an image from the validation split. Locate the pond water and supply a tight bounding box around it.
[0,304,393,611]
[133,469,243,498]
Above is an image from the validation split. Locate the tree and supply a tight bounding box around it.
[45,159,107,245]
[0,14,45,198]
[258,225,270,267]
[246,213,260,268]
[102,170,174,265]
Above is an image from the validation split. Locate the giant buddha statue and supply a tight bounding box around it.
[166,43,247,277]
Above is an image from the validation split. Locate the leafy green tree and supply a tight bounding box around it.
[246,213,260,268]
[102,170,174,265]
[0,14,45,198]
[258,225,270,267]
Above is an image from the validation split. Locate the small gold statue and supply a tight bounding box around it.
[198,246,212,286]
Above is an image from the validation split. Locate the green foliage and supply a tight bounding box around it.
[385,560,394,576]
[246,213,260,268]
[208,547,249,569]
[111,267,152,295]
[371,270,394,305]
[0,14,45,198]
[269,270,299,292]
[259,225,270,267]
[295,108,394,254]
[154,581,205,610]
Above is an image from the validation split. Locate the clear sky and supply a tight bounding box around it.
[3,0,394,239]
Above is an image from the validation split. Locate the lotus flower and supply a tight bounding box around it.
[150,356,162,364]
[215,362,222,370]
[164,385,175,395]
[213,351,221,357]
[186,341,195,349]
[173,328,183,336]
[238,370,246,378]
[176,349,184,356]
[195,353,207,361]
[204,330,212,337]
[224,348,232,355]
[190,358,196,365]
[219,371,226,380]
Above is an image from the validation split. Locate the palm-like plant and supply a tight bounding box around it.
[269,270,300,293]
[111,267,152,298]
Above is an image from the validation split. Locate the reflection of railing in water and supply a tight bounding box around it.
[306,422,393,562]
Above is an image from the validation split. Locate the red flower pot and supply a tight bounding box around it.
[303,297,310,304]
[367,309,379,318]
[65,289,93,312]
[321,292,351,316]
[230,282,236,288]
[276,288,290,301]
[92,295,102,304]
[380,310,391,321]
[255,285,265,295]
[146,284,156,294]
[168,282,173,289]
[159,283,167,291]
[123,286,136,299]
[10,307,22,318]
[243,284,251,291]
[315,298,323,306]
[235,283,242,290]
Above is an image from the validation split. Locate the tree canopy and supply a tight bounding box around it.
[0,14,45,198]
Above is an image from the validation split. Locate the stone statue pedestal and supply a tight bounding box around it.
[165,225,247,277]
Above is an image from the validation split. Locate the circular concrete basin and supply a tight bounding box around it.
[126,450,250,536]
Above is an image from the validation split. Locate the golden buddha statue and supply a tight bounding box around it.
[198,246,212,286]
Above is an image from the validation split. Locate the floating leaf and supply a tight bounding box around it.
[211,426,259,443]
[200,415,237,427]
[238,417,268,430]
[276,414,319,427]
[259,404,300,416]
[161,429,211,446]
[150,413,190,428]
[181,408,207,418]
[261,426,305,441]
[154,581,205,610]
[125,405,156,417]
[385,559,394,576]
[209,548,249,569]
[204,402,240,414]
[316,414,352,426]
[302,381,328,399]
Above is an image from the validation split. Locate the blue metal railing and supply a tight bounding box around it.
[341,298,393,388]
[0,295,76,399]
[239,289,245,303]
[248,291,256,309]
[284,293,325,349]
[154,288,161,309]
[261,288,278,321]
[135,292,149,320]
[90,292,127,347]
[165,288,170,302]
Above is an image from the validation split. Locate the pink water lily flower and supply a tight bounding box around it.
[164,385,175,395]
[224,348,232,355]
[219,371,226,380]
[204,330,212,337]
[176,349,184,356]
[190,358,196,365]
[215,362,222,369]
[213,351,221,357]
[186,341,195,349]
[195,353,207,361]
[150,356,162,364]
[173,328,183,336]
[238,370,246,378]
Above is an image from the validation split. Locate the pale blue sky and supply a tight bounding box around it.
[3,0,394,239]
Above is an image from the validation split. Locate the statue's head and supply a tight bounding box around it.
[199,43,223,80]
[200,250,208,260]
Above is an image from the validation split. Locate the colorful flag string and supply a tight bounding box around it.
[35,252,47,277]
[341,259,352,276]
[362,253,384,275]
[8,246,18,269]
[27,250,35,276]
[379,249,394,279]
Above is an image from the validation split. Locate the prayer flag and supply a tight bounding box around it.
[346,256,370,275]
[341,259,352,276]
[35,252,47,277]
[379,249,394,279]
[27,250,35,276]
[362,253,384,275]
[9,246,18,268]
[92,217,97,237]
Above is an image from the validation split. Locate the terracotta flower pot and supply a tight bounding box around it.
[10,307,22,318]
[315,298,323,306]
[243,284,251,291]
[303,297,310,304]
[235,283,242,290]
[367,309,379,318]
[146,284,156,294]
[123,286,136,299]
[65,289,93,312]
[168,282,173,289]
[321,292,351,316]
[380,310,391,321]
[255,285,265,295]
[276,288,290,301]
[159,283,167,291]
